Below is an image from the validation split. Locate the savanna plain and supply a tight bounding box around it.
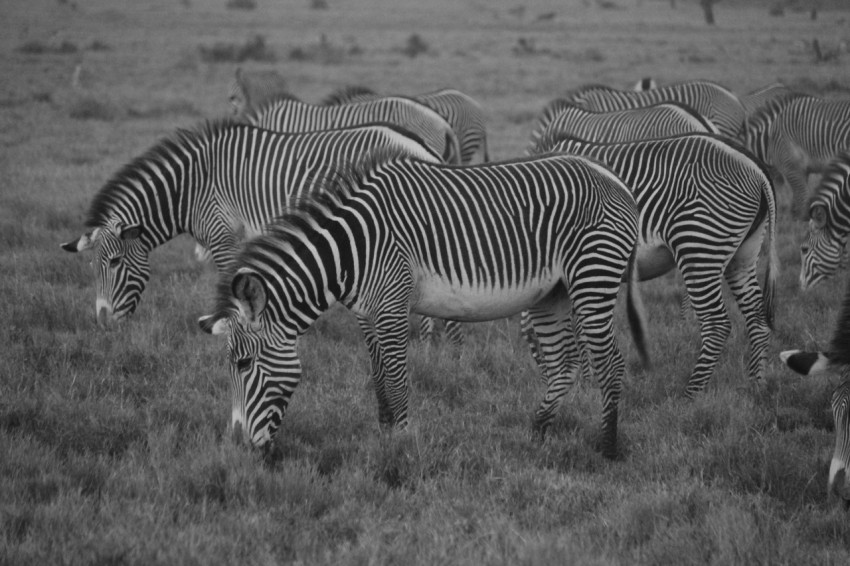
[3,0,850,564]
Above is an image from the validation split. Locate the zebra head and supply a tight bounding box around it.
[199,268,301,450]
[61,221,151,325]
[830,381,850,510]
[800,157,850,290]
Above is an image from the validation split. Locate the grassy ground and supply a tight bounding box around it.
[3,0,850,564]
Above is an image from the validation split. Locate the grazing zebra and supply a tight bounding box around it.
[198,151,647,458]
[780,280,850,508]
[533,132,779,395]
[739,82,797,117]
[564,80,746,139]
[321,86,490,164]
[247,94,462,166]
[799,150,850,290]
[742,94,850,217]
[60,121,441,324]
[529,100,718,148]
[228,67,289,118]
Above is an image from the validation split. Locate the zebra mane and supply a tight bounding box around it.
[85,118,240,228]
[243,91,304,121]
[533,131,592,154]
[320,85,378,106]
[211,146,408,318]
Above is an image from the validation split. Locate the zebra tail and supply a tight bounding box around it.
[762,180,780,331]
[626,248,651,369]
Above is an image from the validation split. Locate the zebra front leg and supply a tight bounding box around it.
[682,270,732,397]
[370,309,415,430]
[356,315,394,428]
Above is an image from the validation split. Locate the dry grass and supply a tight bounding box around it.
[3,0,850,564]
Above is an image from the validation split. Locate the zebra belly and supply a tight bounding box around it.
[411,271,561,322]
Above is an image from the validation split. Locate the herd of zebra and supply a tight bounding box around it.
[59,69,850,506]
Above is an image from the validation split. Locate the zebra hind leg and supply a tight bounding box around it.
[525,304,582,443]
[725,260,770,384]
[682,271,732,397]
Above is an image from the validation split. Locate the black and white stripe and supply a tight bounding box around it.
[199,151,647,458]
[60,121,441,323]
[564,80,745,139]
[743,94,850,217]
[529,100,718,148]
[248,94,462,166]
[534,132,779,396]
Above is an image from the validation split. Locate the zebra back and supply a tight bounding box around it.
[530,100,717,149]
[565,80,745,138]
[247,95,462,165]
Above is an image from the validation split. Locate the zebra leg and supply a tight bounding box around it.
[682,269,732,397]
[725,249,770,383]
[786,168,810,220]
[418,315,435,343]
[520,311,548,384]
[443,320,464,346]
[525,298,582,441]
[356,315,394,427]
[370,309,414,430]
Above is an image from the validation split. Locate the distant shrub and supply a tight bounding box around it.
[16,40,78,55]
[68,96,118,121]
[226,0,256,10]
[288,34,360,64]
[768,4,784,16]
[596,0,622,9]
[199,35,275,63]
[399,34,430,58]
[87,40,110,51]
[310,0,328,9]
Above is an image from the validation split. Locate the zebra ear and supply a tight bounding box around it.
[60,228,100,253]
[811,205,827,228]
[198,314,228,335]
[232,269,267,328]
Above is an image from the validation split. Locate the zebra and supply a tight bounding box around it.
[739,82,797,118]
[799,150,850,290]
[780,279,850,509]
[321,86,490,164]
[532,132,779,395]
[227,67,289,119]
[247,93,462,166]
[742,94,850,217]
[529,100,718,148]
[60,120,442,325]
[198,150,648,459]
[564,80,746,139]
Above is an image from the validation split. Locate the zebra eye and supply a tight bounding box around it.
[109,256,122,269]
[235,357,253,372]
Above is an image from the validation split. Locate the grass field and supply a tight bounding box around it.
[3,0,850,564]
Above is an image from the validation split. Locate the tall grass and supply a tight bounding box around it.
[3,0,850,564]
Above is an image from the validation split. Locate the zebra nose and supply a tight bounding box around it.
[232,421,244,445]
